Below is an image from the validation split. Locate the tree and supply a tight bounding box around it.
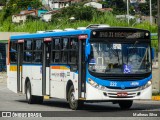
[0,0,7,5]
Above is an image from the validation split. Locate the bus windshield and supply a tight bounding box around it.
[88,42,151,74]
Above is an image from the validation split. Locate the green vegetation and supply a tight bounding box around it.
[0,1,158,50]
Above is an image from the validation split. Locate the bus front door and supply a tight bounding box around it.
[17,43,23,93]
[42,41,51,95]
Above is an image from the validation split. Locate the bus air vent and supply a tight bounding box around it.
[64,28,75,31]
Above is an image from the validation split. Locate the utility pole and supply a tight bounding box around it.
[127,0,129,25]
[158,0,160,93]
[150,0,152,25]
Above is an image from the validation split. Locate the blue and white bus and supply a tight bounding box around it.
[7,25,153,110]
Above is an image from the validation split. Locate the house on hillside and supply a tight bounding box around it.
[140,16,157,24]
[98,8,113,12]
[42,0,82,10]
[41,10,60,22]
[12,10,38,23]
[0,4,4,10]
[84,2,103,9]
[38,9,48,17]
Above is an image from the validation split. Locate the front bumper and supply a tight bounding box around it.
[86,82,152,100]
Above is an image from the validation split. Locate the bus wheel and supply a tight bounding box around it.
[26,81,34,104]
[68,85,83,110]
[118,100,133,110]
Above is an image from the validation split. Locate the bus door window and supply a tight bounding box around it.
[33,40,42,63]
[69,38,78,64]
[62,38,69,63]
[24,40,33,63]
[55,38,60,50]
[10,41,17,63]
[52,38,61,63]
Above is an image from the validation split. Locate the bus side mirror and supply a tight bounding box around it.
[151,48,155,60]
[85,44,91,60]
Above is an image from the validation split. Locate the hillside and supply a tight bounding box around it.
[0,0,158,51]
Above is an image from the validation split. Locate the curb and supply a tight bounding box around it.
[152,96,160,101]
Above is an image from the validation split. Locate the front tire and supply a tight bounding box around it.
[68,85,83,110]
[26,81,43,104]
[118,100,133,110]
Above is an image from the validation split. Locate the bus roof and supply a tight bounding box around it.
[10,29,91,40]
[10,27,150,40]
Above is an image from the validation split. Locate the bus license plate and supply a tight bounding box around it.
[117,92,128,97]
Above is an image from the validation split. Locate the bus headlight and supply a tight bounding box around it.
[88,78,107,91]
[138,81,152,90]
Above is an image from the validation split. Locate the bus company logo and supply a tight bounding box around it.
[60,72,66,78]
[130,82,139,86]
[121,85,125,90]
[2,112,11,117]
[52,73,60,77]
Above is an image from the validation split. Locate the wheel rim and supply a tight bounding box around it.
[26,86,31,100]
[70,91,76,107]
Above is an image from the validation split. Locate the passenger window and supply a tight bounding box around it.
[54,38,60,50]
[33,52,42,63]
[24,40,33,63]
[69,51,77,63]
[63,38,69,49]
[10,41,17,63]
[52,51,61,63]
[34,40,42,50]
[10,42,17,51]
[10,52,17,63]
[25,40,32,50]
[70,38,78,49]
[24,52,32,62]
[62,52,68,63]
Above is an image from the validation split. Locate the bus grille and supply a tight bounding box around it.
[106,92,137,98]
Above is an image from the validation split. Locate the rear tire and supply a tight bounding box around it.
[68,85,83,110]
[26,81,43,104]
[118,100,133,110]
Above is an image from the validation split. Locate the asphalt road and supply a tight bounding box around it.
[0,72,160,120]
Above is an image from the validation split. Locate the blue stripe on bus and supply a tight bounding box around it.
[86,70,152,88]
[10,29,91,40]
[22,64,42,66]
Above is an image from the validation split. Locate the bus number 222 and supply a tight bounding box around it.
[110,82,117,87]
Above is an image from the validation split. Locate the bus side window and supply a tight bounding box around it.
[54,38,60,50]
[52,38,61,63]
[62,38,69,63]
[10,41,17,63]
[24,40,33,63]
[70,38,78,49]
[33,40,42,63]
[69,38,78,64]
[62,38,69,50]
[52,51,60,63]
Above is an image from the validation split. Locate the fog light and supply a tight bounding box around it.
[137,92,141,96]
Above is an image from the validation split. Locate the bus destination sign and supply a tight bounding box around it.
[91,30,150,39]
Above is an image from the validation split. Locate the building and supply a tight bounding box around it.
[41,10,59,22]
[141,16,157,24]
[12,10,38,23]
[42,0,82,10]
[84,2,103,9]
[0,4,4,10]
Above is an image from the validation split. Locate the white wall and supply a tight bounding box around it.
[12,15,27,23]
[42,14,52,22]
[84,2,102,9]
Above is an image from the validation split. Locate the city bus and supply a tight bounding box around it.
[7,25,153,110]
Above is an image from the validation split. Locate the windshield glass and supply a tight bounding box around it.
[88,42,151,74]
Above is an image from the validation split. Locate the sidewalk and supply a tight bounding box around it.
[0,72,7,84]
